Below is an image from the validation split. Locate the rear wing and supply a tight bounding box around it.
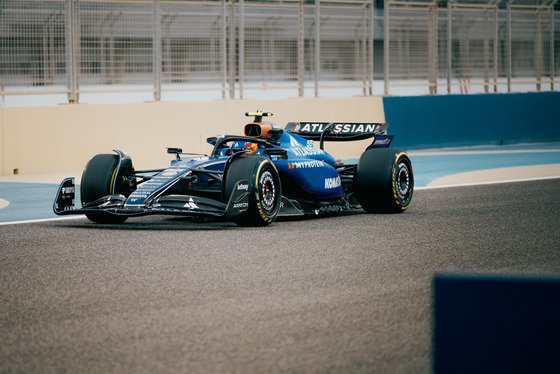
[285,122,389,141]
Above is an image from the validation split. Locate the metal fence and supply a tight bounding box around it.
[0,0,559,104]
[385,0,560,95]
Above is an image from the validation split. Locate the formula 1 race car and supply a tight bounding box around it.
[54,111,413,226]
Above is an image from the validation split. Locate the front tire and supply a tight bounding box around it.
[355,148,413,213]
[81,154,129,224]
[224,156,281,226]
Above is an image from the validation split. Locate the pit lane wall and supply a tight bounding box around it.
[1,92,558,176]
[0,97,385,175]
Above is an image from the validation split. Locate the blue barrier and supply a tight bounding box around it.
[384,92,560,149]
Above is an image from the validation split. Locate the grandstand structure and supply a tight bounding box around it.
[0,0,558,103]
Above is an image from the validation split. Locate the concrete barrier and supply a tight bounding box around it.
[0,97,385,175]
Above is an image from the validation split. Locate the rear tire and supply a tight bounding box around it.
[81,154,128,224]
[355,148,413,213]
[224,156,281,226]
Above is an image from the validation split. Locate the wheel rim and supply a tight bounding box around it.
[395,161,412,202]
[259,170,277,215]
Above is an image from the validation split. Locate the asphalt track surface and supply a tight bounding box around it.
[2,177,560,373]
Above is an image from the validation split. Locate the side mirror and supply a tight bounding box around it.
[167,147,183,161]
[167,147,183,154]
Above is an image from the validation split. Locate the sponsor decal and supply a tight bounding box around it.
[183,197,199,210]
[288,160,324,169]
[299,123,377,134]
[128,168,188,203]
[289,136,309,148]
[129,193,149,198]
[233,202,248,209]
[161,168,187,177]
[291,147,326,157]
[237,183,249,191]
[374,137,391,145]
[61,186,75,194]
[299,123,325,132]
[324,176,341,189]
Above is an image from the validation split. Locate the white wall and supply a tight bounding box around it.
[0,97,385,175]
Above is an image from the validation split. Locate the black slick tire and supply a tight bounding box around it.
[224,156,281,226]
[80,154,128,224]
[355,148,414,213]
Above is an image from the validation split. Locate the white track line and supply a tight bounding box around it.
[0,215,85,226]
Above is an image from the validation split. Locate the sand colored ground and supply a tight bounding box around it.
[426,164,560,187]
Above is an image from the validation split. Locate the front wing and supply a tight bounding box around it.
[53,177,252,220]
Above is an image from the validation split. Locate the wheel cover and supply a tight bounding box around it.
[259,171,277,215]
[395,162,411,202]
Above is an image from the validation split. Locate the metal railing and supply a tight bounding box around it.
[0,0,558,104]
[384,0,559,95]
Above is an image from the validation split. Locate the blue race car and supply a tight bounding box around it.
[54,111,413,226]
